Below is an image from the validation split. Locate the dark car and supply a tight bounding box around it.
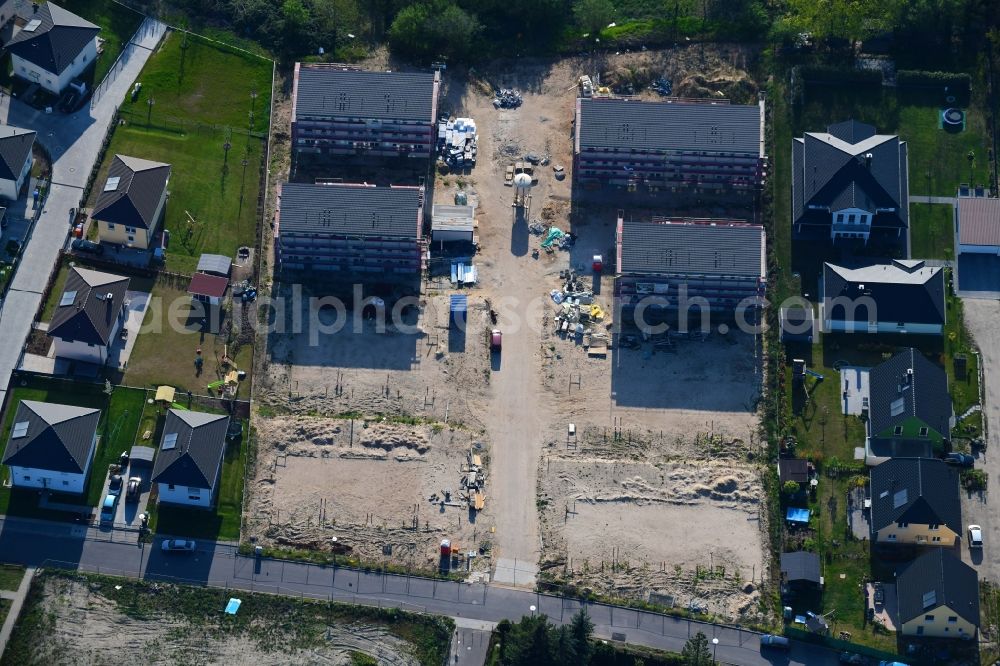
[226,420,243,442]
[490,329,502,352]
[840,652,866,664]
[944,452,974,467]
[108,474,123,495]
[71,238,104,255]
[760,634,790,651]
[874,582,885,605]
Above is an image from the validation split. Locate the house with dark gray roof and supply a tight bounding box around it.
[47,267,129,366]
[151,409,230,508]
[792,119,909,245]
[614,214,766,322]
[897,548,979,638]
[2,400,101,494]
[780,551,821,588]
[819,259,945,335]
[866,348,953,460]
[291,63,440,162]
[869,458,960,547]
[574,97,766,195]
[0,124,34,201]
[92,155,171,250]
[276,182,425,277]
[3,2,99,95]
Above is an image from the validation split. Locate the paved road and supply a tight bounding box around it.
[959,299,1000,581]
[0,516,840,666]
[0,18,166,404]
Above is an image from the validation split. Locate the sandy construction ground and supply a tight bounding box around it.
[14,575,421,665]
[247,416,492,572]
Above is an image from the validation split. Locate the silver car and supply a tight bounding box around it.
[161,539,197,553]
[969,525,983,548]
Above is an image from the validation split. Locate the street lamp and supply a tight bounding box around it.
[529,605,536,617]
[146,96,154,125]
[712,637,719,663]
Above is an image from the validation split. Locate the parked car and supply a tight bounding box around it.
[99,493,118,523]
[944,452,974,467]
[969,524,983,548]
[490,329,502,352]
[126,477,141,501]
[226,420,244,442]
[161,539,197,553]
[874,582,885,605]
[71,238,103,255]
[108,474,123,495]
[760,634,790,651]
[840,652,865,664]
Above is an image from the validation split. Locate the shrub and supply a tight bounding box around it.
[896,70,971,92]
[798,66,882,85]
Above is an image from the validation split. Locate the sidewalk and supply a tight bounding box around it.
[0,566,35,659]
[0,18,167,405]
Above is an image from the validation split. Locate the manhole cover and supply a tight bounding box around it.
[69,167,75,173]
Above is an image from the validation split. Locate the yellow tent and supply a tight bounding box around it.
[154,386,176,403]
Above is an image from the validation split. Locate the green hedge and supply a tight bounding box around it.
[896,69,971,92]
[799,66,882,85]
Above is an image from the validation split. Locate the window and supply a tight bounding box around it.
[62,480,68,486]
[127,235,135,243]
[925,615,935,621]
[23,475,30,481]
[107,223,115,230]
[932,536,941,542]
[125,226,137,234]
[897,522,909,528]
[848,214,856,223]
[167,484,175,491]
[919,427,929,437]
[917,626,924,635]
[929,524,939,530]
[887,534,897,541]
[894,426,904,436]
[948,616,958,623]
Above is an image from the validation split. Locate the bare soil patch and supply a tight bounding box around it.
[247,416,492,573]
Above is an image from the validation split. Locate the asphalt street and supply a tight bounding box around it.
[0,515,841,666]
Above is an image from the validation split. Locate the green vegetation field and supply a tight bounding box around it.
[0,564,25,591]
[88,30,273,274]
[0,378,145,516]
[910,203,955,260]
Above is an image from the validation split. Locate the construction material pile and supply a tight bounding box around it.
[550,270,609,356]
[493,88,523,109]
[437,117,478,169]
[530,223,575,252]
[428,449,486,512]
[651,76,673,96]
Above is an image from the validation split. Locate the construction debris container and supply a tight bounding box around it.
[440,539,452,557]
[592,254,604,272]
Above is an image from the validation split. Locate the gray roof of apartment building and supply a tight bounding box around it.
[0,124,35,181]
[91,155,171,230]
[151,409,229,489]
[897,548,979,626]
[957,195,1000,247]
[279,183,422,240]
[1,400,100,473]
[869,458,961,533]
[47,267,129,347]
[792,119,908,227]
[618,218,766,279]
[577,98,762,155]
[822,260,945,326]
[5,2,99,76]
[869,348,952,438]
[295,66,437,123]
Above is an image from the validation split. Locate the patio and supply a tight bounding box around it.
[866,581,899,633]
[839,366,870,415]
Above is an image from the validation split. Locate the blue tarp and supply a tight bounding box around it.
[786,507,811,523]
[225,598,242,615]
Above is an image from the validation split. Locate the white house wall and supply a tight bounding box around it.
[6,433,96,494]
[157,482,213,508]
[11,37,97,95]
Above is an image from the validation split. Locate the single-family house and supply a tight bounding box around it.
[91,155,171,250]
[614,215,766,323]
[778,458,810,489]
[4,2,99,95]
[792,119,909,244]
[275,182,425,277]
[954,188,1000,295]
[867,348,953,459]
[291,64,440,162]
[1,400,100,494]
[47,267,129,365]
[0,124,35,200]
[574,97,767,195]
[188,272,228,307]
[151,409,230,508]
[819,260,945,335]
[897,548,979,639]
[870,458,961,546]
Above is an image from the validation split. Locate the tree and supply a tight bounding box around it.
[569,607,594,664]
[388,0,481,61]
[682,631,714,665]
[573,0,614,36]
[782,480,801,496]
[501,614,555,665]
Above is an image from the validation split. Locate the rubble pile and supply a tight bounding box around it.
[549,270,610,357]
[493,88,523,109]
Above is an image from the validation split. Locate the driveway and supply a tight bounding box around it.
[959,299,999,580]
[0,18,166,404]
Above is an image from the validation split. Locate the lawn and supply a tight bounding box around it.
[0,378,145,516]
[909,203,955,260]
[62,0,145,87]
[123,281,253,393]
[146,422,248,541]
[88,30,273,274]
[0,564,25,591]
